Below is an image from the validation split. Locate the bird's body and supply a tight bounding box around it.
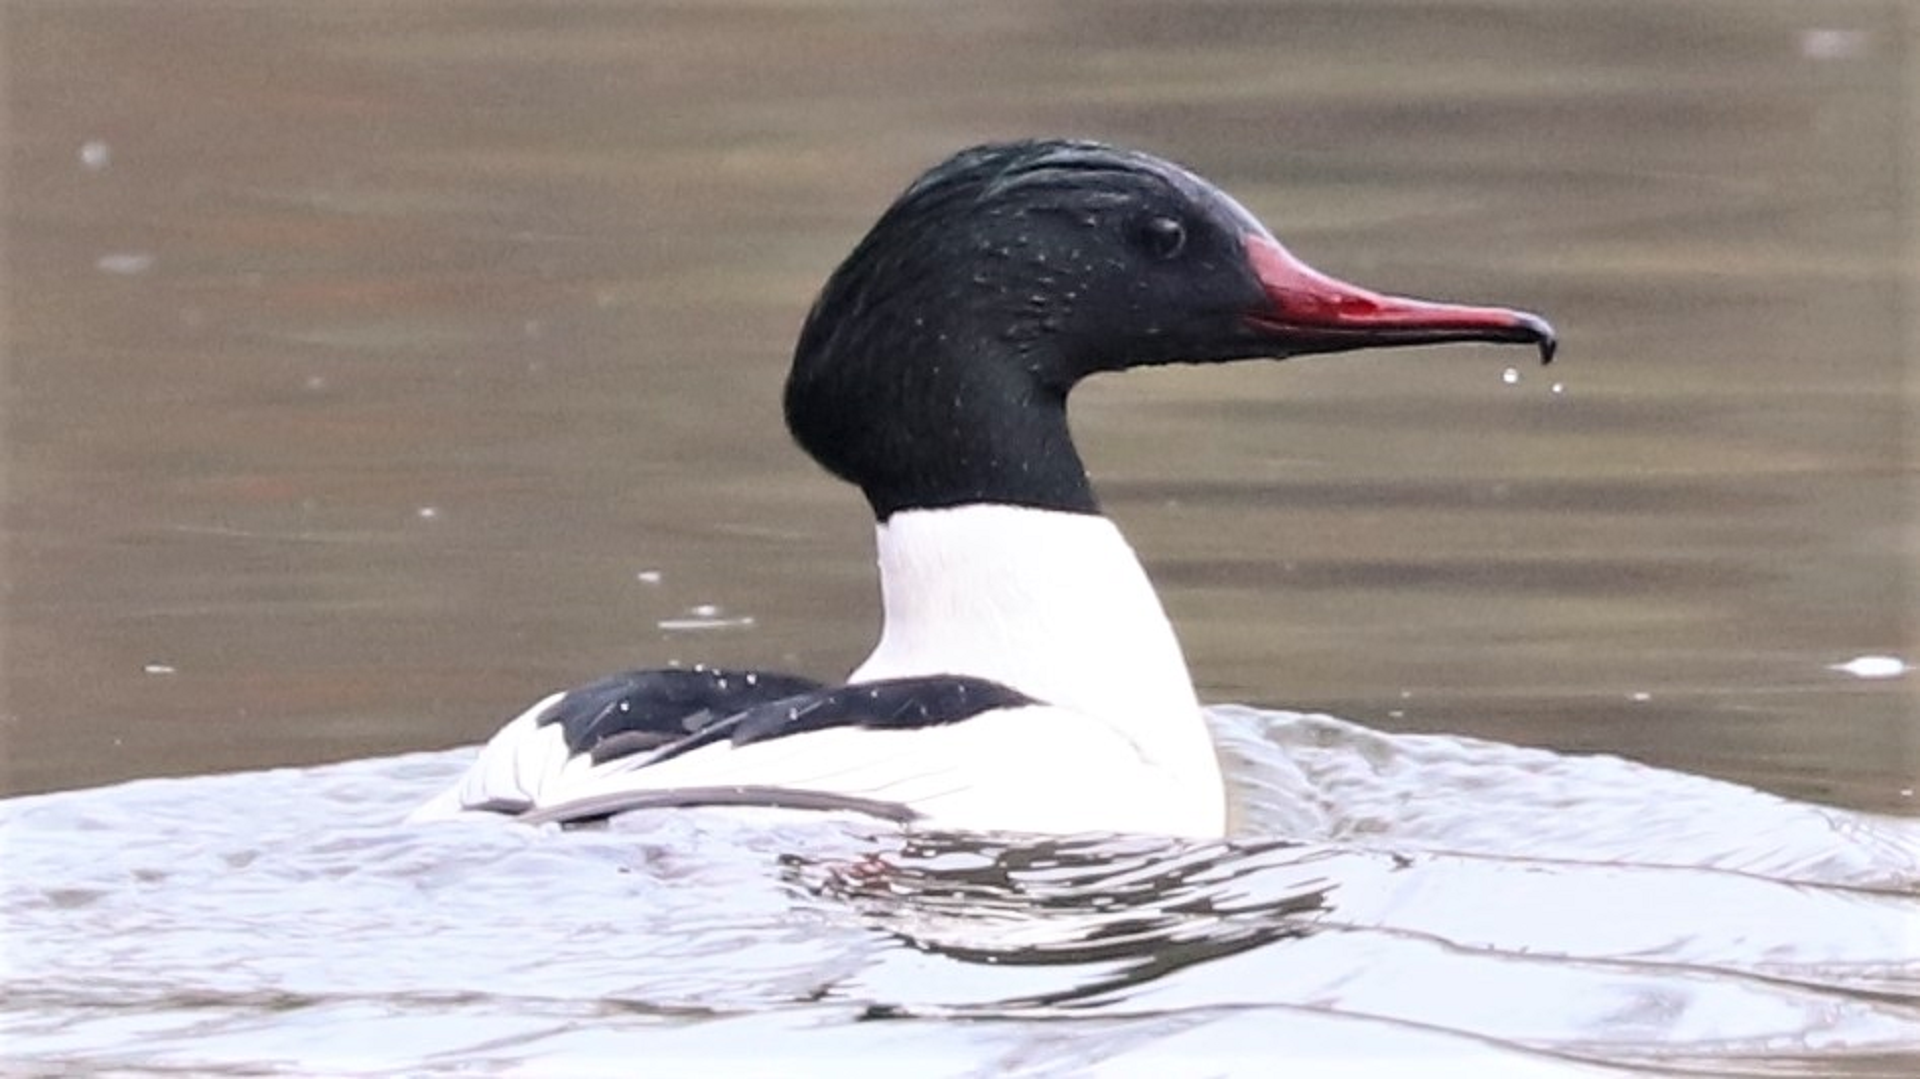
[412,139,1553,837]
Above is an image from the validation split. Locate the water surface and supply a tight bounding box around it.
[6,710,1918,1074]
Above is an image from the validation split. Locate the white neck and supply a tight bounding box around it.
[850,504,1224,807]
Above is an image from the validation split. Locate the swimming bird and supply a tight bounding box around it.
[411,139,1554,837]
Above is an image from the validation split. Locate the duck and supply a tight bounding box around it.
[410,139,1554,838]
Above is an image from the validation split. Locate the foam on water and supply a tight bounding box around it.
[4,707,1916,1076]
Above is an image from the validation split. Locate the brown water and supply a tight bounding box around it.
[3,1,1914,812]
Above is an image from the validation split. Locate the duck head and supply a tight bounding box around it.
[785,139,1555,519]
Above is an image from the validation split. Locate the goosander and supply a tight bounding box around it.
[412,139,1555,837]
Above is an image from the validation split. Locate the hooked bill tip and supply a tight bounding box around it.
[1514,311,1557,365]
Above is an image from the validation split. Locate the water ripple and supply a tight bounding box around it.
[3,708,1915,1075]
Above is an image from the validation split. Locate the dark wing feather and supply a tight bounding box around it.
[534,667,825,764]
[646,674,1037,765]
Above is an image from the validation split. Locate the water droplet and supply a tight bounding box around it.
[1800,28,1868,61]
[635,570,663,584]
[657,608,756,632]
[143,663,177,675]
[97,252,154,275]
[1827,655,1909,679]
[79,140,112,171]
[1550,382,1565,395]
[1629,691,1651,702]
[416,506,439,520]
[1500,367,1520,386]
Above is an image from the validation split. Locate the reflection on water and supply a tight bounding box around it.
[3,0,1915,1071]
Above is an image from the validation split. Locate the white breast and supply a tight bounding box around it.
[851,504,1226,835]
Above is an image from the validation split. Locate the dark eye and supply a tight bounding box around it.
[1137,216,1187,260]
